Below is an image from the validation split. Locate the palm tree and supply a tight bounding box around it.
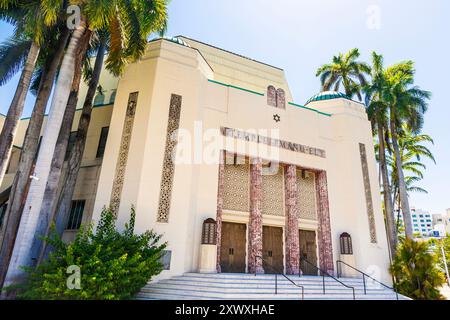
[316,48,370,100]
[386,126,435,233]
[1,0,168,290]
[365,52,398,255]
[383,63,431,238]
[0,0,62,184]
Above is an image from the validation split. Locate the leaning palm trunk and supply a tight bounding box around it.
[42,43,106,261]
[1,21,90,291]
[390,115,413,238]
[0,32,69,289]
[377,125,397,255]
[0,41,40,185]
[32,48,87,263]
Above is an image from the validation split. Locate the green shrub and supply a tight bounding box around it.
[15,206,167,300]
[390,238,445,300]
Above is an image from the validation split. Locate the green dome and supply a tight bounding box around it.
[165,36,190,47]
[305,91,349,105]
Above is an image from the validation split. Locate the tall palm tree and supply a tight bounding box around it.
[365,52,398,255]
[316,48,370,100]
[2,0,168,290]
[383,63,431,238]
[386,126,435,233]
[0,0,62,184]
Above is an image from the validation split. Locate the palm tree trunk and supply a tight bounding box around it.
[40,42,106,262]
[0,41,40,185]
[0,32,69,289]
[377,124,398,255]
[1,21,90,291]
[390,113,413,239]
[30,58,84,265]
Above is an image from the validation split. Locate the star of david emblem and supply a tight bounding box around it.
[273,114,281,123]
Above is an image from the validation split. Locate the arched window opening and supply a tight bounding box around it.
[340,232,353,255]
[202,218,217,245]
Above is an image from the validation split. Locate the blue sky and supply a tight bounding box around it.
[1,0,449,213]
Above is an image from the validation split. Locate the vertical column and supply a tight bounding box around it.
[284,165,300,274]
[215,151,225,273]
[315,171,334,275]
[248,157,264,274]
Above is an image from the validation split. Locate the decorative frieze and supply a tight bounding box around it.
[315,171,334,275]
[221,127,326,158]
[248,158,264,274]
[359,143,377,243]
[110,92,139,216]
[156,94,182,223]
[284,165,300,274]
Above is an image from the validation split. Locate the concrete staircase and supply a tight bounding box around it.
[137,273,409,300]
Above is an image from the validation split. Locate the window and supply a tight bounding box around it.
[65,131,77,160]
[66,200,85,230]
[339,232,353,255]
[96,127,109,158]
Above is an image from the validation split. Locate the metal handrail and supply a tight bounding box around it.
[300,257,356,300]
[254,256,304,300]
[336,259,399,300]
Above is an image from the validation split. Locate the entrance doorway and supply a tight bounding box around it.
[262,226,284,273]
[299,230,318,275]
[220,222,247,273]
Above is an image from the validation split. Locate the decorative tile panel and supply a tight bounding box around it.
[223,161,250,212]
[110,92,139,216]
[297,170,317,220]
[261,165,284,216]
[267,85,276,107]
[156,94,182,223]
[359,143,377,243]
[276,88,286,109]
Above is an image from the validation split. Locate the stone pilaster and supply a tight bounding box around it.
[215,151,225,273]
[315,171,334,275]
[284,165,300,274]
[248,157,264,274]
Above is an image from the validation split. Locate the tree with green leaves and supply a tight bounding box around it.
[2,0,168,291]
[0,0,62,185]
[383,62,431,239]
[8,207,167,299]
[390,238,445,300]
[365,51,397,256]
[316,48,370,100]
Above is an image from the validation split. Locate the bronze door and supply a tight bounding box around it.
[299,230,318,275]
[262,226,284,273]
[220,222,247,273]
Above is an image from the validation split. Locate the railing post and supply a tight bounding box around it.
[322,273,325,294]
[275,274,278,295]
[363,274,367,295]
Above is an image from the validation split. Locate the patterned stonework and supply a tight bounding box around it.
[223,161,250,212]
[359,143,377,243]
[276,88,286,109]
[216,151,225,273]
[110,92,139,216]
[284,165,300,274]
[248,158,264,274]
[261,166,284,216]
[315,171,334,275]
[297,171,317,220]
[156,94,182,223]
[267,85,276,107]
